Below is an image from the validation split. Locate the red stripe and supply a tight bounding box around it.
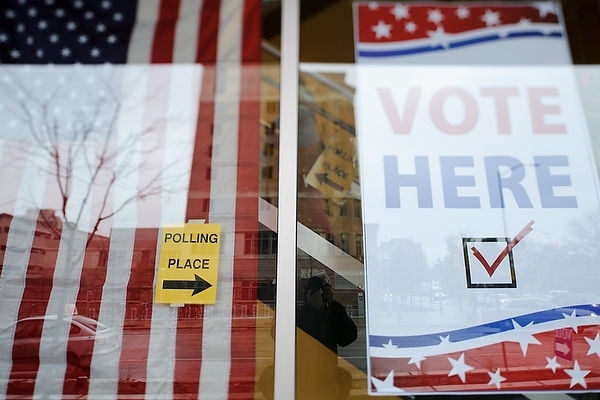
[196,0,221,64]
[172,1,221,395]
[241,0,262,63]
[151,0,180,63]
[5,144,79,396]
[7,213,62,396]
[117,229,158,395]
[63,144,117,396]
[229,0,262,396]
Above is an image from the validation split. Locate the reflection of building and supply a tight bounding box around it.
[0,210,280,326]
[261,74,364,252]
[261,72,365,310]
[0,210,110,320]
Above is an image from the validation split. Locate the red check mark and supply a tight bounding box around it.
[470,220,535,277]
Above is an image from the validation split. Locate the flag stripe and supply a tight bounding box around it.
[198,0,243,394]
[229,0,262,396]
[88,229,135,397]
[34,143,98,397]
[173,1,223,396]
[0,147,50,395]
[145,65,201,398]
[196,0,221,64]
[63,143,119,396]
[6,214,54,397]
[89,67,146,397]
[151,0,180,63]
[173,0,204,63]
[127,0,161,64]
[120,67,173,397]
[143,67,177,399]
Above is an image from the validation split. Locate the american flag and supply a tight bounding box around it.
[354,1,572,64]
[0,0,263,398]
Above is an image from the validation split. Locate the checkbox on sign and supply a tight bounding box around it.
[462,237,517,289]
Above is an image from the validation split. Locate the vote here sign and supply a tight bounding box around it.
[355,66,600,394]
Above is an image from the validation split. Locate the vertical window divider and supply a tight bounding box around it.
[273,0,300,398]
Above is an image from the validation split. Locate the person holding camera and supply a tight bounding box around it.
[296,273,357,399]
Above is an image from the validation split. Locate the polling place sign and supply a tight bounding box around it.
[155,223,221,305]
[355,66,600,394]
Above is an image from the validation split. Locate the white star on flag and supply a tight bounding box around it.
[368,2,379,11]
[480,9,501,26]
[545,356,561,373]
[585,333,600,358]
[534,2,556,18]
[371,370,404,392]
[565,360,590,389]
[447,353,473,383]
[390,4,409,20]
[408,355,426,369]
[487,369,506,389]
[508,319,541,355]
[382,339,397,349]
[371,20,392,39]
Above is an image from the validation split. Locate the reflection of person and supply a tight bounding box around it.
[297,273,357,352]
[296,273,357,399]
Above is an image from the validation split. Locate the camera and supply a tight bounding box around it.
[307,276,324,295]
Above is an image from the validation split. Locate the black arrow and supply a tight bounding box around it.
[162,274,212,296]
[315,173,344,191]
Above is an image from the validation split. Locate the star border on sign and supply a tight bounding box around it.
[565,360,590,389]
[508,319,541,356]
[447,353,473,383]
[487,368,506,389]
[585,332,600,358]
[371,20,392,39]
[545,356,561,373]
[370,370,404,393]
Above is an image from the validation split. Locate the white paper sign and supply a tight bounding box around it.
[356,66,600,394]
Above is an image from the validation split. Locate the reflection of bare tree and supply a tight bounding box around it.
[565,210,600,261]
[0,66,194,386]
[435,234,464,298]
[0,68,178,245]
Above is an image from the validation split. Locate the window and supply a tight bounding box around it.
[258,231,277,254]
[339,201,348,217]
[340,233,350,253]
[354,200,362,219]
[356,234,363,259]
[261,165,274,179]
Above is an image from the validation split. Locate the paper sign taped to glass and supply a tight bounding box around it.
[155,223,221,305]
[355,65,600,394]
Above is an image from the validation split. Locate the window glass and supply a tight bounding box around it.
[0,0,279,398]
[297,0,600,398]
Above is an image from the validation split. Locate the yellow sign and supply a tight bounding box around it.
[305,130,356,199]
[155,223,221,304]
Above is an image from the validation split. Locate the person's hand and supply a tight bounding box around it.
[307,288,323,310]
[321,283,334,305]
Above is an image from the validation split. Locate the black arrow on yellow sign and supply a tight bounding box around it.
[162,274,212,296]
[315,173,344,191]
